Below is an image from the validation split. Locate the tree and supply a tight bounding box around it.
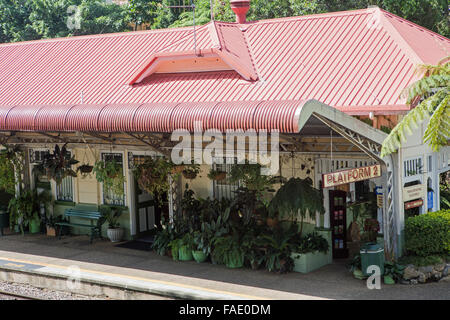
[169,0,211,28]
[0,0,129,43]
[0,0,40,43]
[381,0,449,38]
[381,57,450,157]
[127,0,159,30]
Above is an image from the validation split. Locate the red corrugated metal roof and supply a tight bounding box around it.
[0,100,303,133]
[0,7,449,133]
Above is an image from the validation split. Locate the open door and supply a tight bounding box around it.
[134,180,161,239]
[329,190,349,259]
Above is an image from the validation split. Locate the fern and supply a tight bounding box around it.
[381,58,450,157]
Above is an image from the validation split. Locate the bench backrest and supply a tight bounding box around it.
[64,209,102,220]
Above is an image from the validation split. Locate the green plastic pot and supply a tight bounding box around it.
[178,246,193,261]
[29,218,41,234]
[192,250,208,263]
[225,256,244,269]
[171,247,179,261]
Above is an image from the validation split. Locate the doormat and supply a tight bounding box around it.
[115,240,153,251]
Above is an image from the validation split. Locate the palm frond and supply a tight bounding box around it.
[381,89,448,157]
[402,74,450,103]
[423,93,450,152]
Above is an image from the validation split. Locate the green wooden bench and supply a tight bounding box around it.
[56,208,104,244]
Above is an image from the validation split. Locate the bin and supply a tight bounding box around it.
[360,243,384,276]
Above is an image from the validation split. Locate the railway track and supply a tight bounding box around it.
[0,289,42,300]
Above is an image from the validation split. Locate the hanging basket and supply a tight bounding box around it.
[77,164,93,174]
[182,170,198,180]
[211,171,227,181]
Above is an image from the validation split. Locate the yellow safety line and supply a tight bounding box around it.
[0,256,270,300]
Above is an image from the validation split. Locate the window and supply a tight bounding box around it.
[56,150,74,202]
[404,157,423,178]
[101,153,125,206]
[56,175,74,202]
[212,158,240,200]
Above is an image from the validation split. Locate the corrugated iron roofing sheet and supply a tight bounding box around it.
[0,8,449,133]
[0,100,304,133]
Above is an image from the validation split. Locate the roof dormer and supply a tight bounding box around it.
[128,21,258,85]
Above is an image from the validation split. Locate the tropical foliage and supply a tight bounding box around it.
[269,177,324,235]
[153,185,329,273]
[93,159,125,197]
[34,144,79,185]
[0,145,24,195]
[8,189,51,234]
[381,57,450,157]
[133,157,175,204]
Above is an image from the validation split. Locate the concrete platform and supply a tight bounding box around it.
[0,233,449,300]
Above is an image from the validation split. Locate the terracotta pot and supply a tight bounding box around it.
[212,172,227,181]
[46,226,57,237]
[182,171,197,180]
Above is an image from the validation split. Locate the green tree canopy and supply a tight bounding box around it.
[0,0,129,43]
[0,0,448,43]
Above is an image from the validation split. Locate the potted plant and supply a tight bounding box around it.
[242,234,265,270]
[93,160,125,197]
[291,231,330,274]
[269,177,324,236]
[101,206,124,242]
[8,190,51,235]
[182,163,200,180]
[29,212,41,234]
[152,219,175,256]
[212,236,244,269]
[178,233,194,261]
[45,215,57,236]
[77,164,94,177]
[207,169,227,181]
[168,238,182,261]
[34,144,79,185]
[192,231,208,263]
[133,157,174,205]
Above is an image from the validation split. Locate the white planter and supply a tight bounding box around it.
[107,228,124,242]
[291,251,331,273]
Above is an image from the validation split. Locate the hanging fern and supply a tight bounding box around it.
[269,178,324,235]
[381,58,450,157]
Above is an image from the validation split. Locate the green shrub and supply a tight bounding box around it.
[398,254,445,267]
[405,210,450,257]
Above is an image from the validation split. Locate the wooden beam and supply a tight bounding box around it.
[125,132,170,157]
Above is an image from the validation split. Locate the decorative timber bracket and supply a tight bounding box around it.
[313,113,383,162]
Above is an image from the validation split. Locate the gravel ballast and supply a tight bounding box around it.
[0,281,107,300]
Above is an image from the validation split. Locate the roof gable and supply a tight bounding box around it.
[128,21,258,84]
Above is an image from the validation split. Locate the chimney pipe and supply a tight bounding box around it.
[230,0,250,24]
